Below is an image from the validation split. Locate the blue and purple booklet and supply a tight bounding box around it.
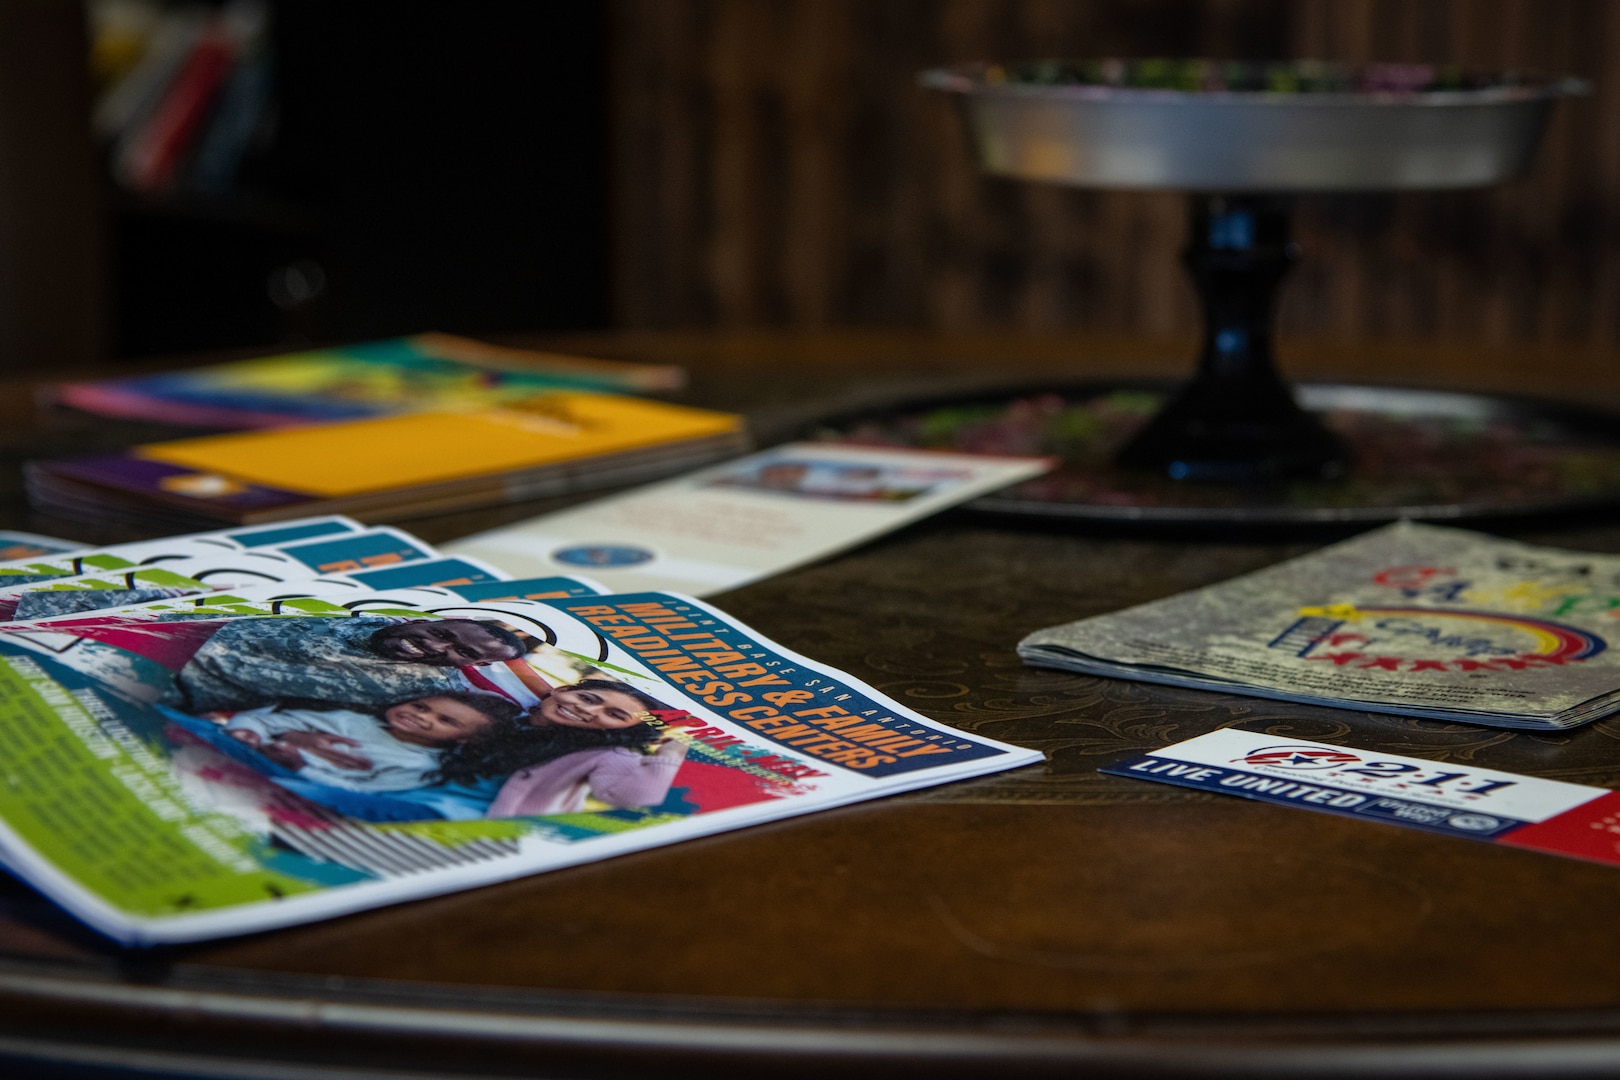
[50,334,685,429]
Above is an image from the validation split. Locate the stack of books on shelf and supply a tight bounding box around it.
[90,0,273,194]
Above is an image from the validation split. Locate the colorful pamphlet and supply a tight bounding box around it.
[1107,729,1620,869]
[0,548,354,623]
[0,552,512,624]
[0,515,362,585]
[1020,521,1620,730]
[50,334,685,429]
[10,575,602,631]
[0,583,1040,944]
[0,519,503,626]
[0,523,433,619]
[26,392,748,527]
[0,530,86,560]
[445,442,1053,595]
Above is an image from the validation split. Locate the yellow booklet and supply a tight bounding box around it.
[28,392,747,526]
[136,392,742,497]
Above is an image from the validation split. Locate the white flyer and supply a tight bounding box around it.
[445,442,1052,595]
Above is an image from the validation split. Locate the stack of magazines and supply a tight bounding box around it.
[1021,521,1620,730]
[49,333,687,429]
[0,516,1039,944]
[35,335,725,530]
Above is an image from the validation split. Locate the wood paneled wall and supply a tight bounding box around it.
[610,0,1619,345]
[0,0,103,369]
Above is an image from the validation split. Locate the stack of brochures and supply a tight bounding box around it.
[0,514,1039,944]
[1021,521,1620,730]
[28,389,747,528]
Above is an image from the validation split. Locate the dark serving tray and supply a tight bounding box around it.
[806,380,1620,526]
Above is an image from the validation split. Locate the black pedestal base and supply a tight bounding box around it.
[1116,195,1349,484]
[1115,371,1349,483]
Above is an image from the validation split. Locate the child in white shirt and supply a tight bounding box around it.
[226,690,522,792]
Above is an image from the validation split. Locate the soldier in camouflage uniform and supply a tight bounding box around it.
[167,616,526,714]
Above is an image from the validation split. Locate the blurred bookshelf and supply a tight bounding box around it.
[87,0,611,360]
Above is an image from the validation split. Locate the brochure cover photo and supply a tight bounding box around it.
[0,589,1040,944]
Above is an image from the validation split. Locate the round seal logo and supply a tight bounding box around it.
[1237,745,1362,770]
[551,544,655,568]
[1446,813,1502,832]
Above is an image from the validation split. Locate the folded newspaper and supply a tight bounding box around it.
[0,521,1039,944]
[1020,521,1620,730]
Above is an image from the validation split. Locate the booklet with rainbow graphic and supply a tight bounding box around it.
[1020,522,1620,730]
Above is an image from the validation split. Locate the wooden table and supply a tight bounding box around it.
[6,331,1620,1078]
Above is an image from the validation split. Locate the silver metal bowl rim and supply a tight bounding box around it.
[918,63,1589,107]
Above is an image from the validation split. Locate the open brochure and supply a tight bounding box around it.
[1020,521,1620,730]
[446,442,1052,596]
[0,582,1040,944]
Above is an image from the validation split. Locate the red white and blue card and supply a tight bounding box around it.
[1106,729,1620,867]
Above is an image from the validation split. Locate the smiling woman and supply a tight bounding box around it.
[531,679,665,731]
[425,678,693,816]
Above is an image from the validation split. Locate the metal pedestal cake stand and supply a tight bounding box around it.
[814,60,1606,526]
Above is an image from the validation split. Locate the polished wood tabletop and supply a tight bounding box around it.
[5,331,1620,1078]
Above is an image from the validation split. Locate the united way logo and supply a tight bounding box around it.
[1446,813,1502,832]
[1237,745,1361,770]
[551,544,655,568]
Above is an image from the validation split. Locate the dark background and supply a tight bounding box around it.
[608,0,1615,348]
[114,1,611,357]
[2,0,1616,370]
